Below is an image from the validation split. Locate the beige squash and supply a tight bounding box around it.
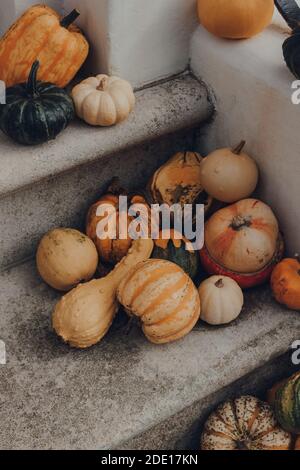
[71,75,135,126]
[200,141,259,203]
[149,151,213,210]
[117,259,201,344]
[205,199,279,274]
[201,396,292,450]
[197,0,274,39]
[36,228,98,291]
[198,275,244,325]
[52,238,154,349]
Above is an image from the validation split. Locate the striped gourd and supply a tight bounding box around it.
[117,259,200,344]
[274,372,300,434]
[0,5,89,88]
[201,396,292,451]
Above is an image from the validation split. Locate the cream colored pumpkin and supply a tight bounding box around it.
[198,275,244,325]
[200,141,259,203]
[117,259,201,344]
[205,199,279,274]
[201,396,292,450]
[71,75,135,126]
[52,238,154,349]
[36,228,98,292]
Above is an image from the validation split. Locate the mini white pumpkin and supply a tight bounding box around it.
[198,275,244,325]
[71,74,135,126]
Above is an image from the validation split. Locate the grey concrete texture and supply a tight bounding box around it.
[0,130,200,270]
[0,259,299,450]
[120,353,299,450]
[0,74,213,198]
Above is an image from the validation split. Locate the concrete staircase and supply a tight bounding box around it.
[0,73,299,450]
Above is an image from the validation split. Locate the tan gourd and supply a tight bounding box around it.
[200,141,259,203]
[197,0,274,40]
[52,238,154,349]
[36,228,98,291]
[205,199,279,274]
[201,396,292,450]
[71,75,135,126]
[117,259,201,344]
[198,275,244,325]
[149,151,213,210]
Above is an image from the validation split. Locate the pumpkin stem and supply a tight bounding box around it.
[215,278,224,288]
[233,140,246,155]
[60,9,80,28]
[231,215,252,231]
[97,77,108,91]
[26,61,40,98]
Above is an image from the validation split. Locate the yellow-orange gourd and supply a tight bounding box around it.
[52,238,154,349]
[0,5,89,88]
[36,228,98,292]
[271,258,300,311]
[197,0,274,39]
[117,259,201,344]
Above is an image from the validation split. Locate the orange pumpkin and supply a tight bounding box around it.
[295,437,300,450]
[271,258,300,311]
[204,199,279,274]
[0,5,89,88]
[86,186,150,265]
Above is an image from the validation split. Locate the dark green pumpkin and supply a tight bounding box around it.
[152,230,199,280]
[275,1,300,78]
[0,61,74,145]
[275,371,300,434]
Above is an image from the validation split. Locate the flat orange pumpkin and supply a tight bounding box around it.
[0,5,89,88]
[271,258,300,311]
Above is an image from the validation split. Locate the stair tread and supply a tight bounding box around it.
[0,74,212,198]
[0,259,299,450]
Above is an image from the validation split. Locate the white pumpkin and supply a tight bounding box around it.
[36,228,98,292]
[198,275,244,325]
[71,74,135,126]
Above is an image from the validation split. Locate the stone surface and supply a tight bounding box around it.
[0,74,212,198]
[190,26,300,256]
[0,260,299,450]
[120,353,299,450]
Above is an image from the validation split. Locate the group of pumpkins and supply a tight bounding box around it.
[201,370,300,451]
[197,0,300,80]
[36,139,300,349]
[0,5,135,145]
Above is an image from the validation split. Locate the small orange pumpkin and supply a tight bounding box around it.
[271,258,300,311]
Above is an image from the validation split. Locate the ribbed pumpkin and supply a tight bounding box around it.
[275,0,300,79]
[201,396,292,450]
[86,186,150,265]
[52,238,154,349]
[204,199,279,274]
[149,151,213,211]
[271,258,300,311]
[0,5,89,88]
[274,372,300,434]
[117,259,201,344]
[152,230,200,280]
[0,61,74,145]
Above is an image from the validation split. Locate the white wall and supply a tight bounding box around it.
[191,26,300,255]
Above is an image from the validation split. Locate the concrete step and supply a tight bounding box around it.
[0,73,214,270]
[0,259,299,450]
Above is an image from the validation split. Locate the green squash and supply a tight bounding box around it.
[275,371,300,434]
[152,230,199,280]
[0,61,74,145]
[275,1,300,79]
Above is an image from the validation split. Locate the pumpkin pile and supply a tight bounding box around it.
[0,4,135,146]
[201,371,300,451]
